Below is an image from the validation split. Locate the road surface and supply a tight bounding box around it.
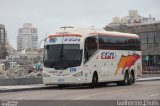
[0,80,160,100]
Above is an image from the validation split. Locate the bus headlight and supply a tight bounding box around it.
[73,71,83,77]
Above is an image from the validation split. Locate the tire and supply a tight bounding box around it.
[128,74,132,85]
[89,73,98,88]
[58,85,64,89]
[117,81,123,86]
[98,83,106,87]
[129,73,133,85]
[131,71,135,83]
[117,71,130,86]
[124,71,129,85]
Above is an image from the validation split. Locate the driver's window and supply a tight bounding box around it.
[84,36,98,63]
[43,45,49,61]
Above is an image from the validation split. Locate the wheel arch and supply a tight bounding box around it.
[93,70,98,82]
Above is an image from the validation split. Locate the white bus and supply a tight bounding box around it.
[43,27,142,88]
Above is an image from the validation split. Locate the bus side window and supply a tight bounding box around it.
[84,36,98,63]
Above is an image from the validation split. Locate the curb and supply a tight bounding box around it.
[136,77,160,82]
[0,87,45,93]
[0,85,56,93]
[0,77,43,86]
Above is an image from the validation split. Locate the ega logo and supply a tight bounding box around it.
[64,38,80,42]
[101,52,116,60]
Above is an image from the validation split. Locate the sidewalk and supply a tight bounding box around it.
[0,84,55,93]
[0,75,160,93]
[138,73,160,81]
[142,73,160,78]
[136,76,160,82]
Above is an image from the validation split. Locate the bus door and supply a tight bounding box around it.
[84,36,99,75]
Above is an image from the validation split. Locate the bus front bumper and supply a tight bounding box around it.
[43,76,91,85]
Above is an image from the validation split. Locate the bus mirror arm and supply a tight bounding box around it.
[84,58,87,64]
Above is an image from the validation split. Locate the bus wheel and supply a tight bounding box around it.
[98,83,106,87]
[118,71,130,86]
[131,71,135,83]
[89,73,98,88]
[124,71,131,85]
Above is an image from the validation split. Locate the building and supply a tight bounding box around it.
[105,10,160,72]
[16,49,43,64]
[17,23,38,50]
[0,24,7,59]
[110,10,155,25]
[0,24,7,44]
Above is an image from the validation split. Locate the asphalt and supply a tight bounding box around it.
[0,80,160,100]
[0,74,160,93]
[1,80,160,106]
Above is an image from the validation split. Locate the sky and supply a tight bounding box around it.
[0,0,160,49]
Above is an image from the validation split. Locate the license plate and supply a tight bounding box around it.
[58,79,64,83]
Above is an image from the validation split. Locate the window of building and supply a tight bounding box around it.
[141,38,147,44]
[156,31,160,37]
[0,29,4,33]
[1,39,4,43]
[148,44,154,49]
[141,44,148,50]
[148,38,154,44]
[155,37,160,43]
[140,34,147,39]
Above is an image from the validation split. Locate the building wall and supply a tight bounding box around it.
[0,24,7,59]
[0,24,6,44]
[17,23,38,50]
[16,49,43,64]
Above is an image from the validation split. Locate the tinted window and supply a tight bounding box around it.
[84,36,98,62]
[98,35,141,51]
[43,44,82,68]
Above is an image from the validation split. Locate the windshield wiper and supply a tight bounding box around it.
[48,44,63,68]
[62,55,73,68]
[49,53,61,68]
[48,57,58,68]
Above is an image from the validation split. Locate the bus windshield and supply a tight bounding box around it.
[43,44,82,69]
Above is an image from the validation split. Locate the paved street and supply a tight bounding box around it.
[0,80,160,100]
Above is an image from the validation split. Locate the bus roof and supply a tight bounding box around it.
[48,26,139,39]
[48,34,82,38]
[90,31,139,38]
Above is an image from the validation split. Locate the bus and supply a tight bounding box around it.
[42,27,142,88]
